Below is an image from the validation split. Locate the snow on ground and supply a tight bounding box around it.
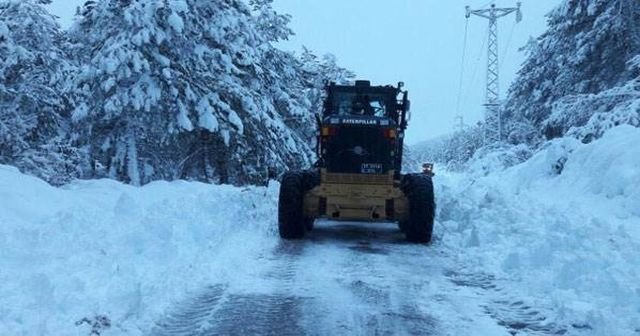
[0,125,638,335]
[438,125,640,335]
[0,169,281,335]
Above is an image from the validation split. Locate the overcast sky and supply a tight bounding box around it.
[46,0,561,145]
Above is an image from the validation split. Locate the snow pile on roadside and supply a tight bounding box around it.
[437,125,640,334]
[0,168,279,335]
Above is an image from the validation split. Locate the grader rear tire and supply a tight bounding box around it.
[278,172,306,239]
[401,174,435,243]
[301,169,320,232]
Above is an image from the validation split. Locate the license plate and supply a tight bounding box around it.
[361,163,383,174]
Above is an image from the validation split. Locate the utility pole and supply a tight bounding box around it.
[466,3,522,146]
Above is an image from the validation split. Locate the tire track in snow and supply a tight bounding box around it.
[149,208,576,335]
[149,285,226,336]
[148,221,444,335]
[444,270,570,335]
[149,288,312,336]
[148,239,318,336]
[199,293,311,336]
[303,222,440,335]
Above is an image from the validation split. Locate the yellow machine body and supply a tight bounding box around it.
[303,169,408,222]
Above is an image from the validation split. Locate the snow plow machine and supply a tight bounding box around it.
[278,80,435,243]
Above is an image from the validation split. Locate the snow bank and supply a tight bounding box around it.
[437,125,640,334]
[559,126,640,213]
[0,166,279,335]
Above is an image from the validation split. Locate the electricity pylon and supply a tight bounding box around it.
[466,3,522,146]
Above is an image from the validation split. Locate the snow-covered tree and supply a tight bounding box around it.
[68,0,321,185]
[0,0,79,185]
[546,74,640,143]
[410,124,484,172]
[0,0,355,186]
[249,0,293,43]
[295,47,355,143]
[300,47,355,90]
[504,0,640,143]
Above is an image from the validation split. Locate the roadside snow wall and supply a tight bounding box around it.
[437,125,640,334]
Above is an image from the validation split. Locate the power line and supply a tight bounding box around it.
[500,21,517,74]
[455,19,469,132]
[465,2,522,146]
[462,24,488,118]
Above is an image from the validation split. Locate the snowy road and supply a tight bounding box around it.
[150,221,441,335]
[152,222,443,335]
[148,220,568,336]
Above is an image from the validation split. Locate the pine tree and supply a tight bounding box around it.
[410,123,484,172]
[68,0,334,185]
[297,47,355,141]
[0,0,79,185]
[504,0,640,143]
[249,0,293,43]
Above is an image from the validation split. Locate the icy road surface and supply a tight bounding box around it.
[148,219,568,336]
[152,221,442,335]
[1,126,639,335]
